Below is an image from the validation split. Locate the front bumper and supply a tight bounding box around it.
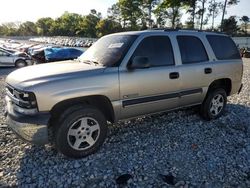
[5,97,50,145]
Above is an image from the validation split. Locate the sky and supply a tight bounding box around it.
[0,0,117,23]
[0,0,249,26]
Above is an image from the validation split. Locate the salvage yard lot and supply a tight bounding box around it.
[0,60,250,187]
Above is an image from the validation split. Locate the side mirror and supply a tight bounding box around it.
[129,56,150,69]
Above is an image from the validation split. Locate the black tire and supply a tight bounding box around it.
[54,105,107,158]
[15,59,27,68]
[200,88,227,120]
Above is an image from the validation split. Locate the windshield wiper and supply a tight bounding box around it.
[80,59,102,66]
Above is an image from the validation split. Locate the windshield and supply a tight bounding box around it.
[79,35,138,67]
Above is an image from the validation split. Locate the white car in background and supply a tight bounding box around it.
[0,48,33,68]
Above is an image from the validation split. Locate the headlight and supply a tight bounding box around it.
[18,91,37,109]
[6,85,38,110]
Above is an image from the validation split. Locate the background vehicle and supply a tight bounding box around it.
[0,48,33,67]
[0,46,17,54]
[5,30,243,158]
[31,47,84,64]
[240,47,250,58]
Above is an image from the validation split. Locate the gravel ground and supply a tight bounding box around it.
[0,60,249,188]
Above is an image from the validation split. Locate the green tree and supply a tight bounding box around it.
[52,12,83,36]
[220,16,239,36]
[186,0,212,29]
[199,0,206,30]
[0,25,3,36]
[118,0,142,30]
[186,0,198,29]
[155,0,186,29]
[36,17,55,36]
[107,3,123,24]
[207,0,223,30]
[221,0,239,30]
[77,10,101,37]
[0,22,19,36]
[154,5,168,28]
[141,0,159,28]
[96,19,123,37]
[240,16,249,35]
[18,21,37,36]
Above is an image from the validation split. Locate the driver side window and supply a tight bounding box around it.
[132,36,175,67]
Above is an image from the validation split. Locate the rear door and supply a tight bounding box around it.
[176,35,212,106]
[119,35,181,119]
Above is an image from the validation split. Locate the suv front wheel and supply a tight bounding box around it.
[54,105,107,158]
[200,88,227,120]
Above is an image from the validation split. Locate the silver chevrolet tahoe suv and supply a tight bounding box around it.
[5,30,243,158]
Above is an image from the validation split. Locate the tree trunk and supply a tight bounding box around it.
[148,5,152,28]
[192,3,196,29]
[245,23,248,36]
[171,7,176,29]
[200,0,206,30]
[221,0,228,31]
[212,0,215,30]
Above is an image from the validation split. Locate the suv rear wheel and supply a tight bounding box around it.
[200,88,227,120]
[54,105,107,158]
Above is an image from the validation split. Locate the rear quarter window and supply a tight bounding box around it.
[206,35,241,60]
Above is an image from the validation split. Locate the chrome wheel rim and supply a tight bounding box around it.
[67,117,100,151]
[210,94,224,116]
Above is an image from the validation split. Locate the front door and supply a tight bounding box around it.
[0,50,13,66]
[119,35,181,119]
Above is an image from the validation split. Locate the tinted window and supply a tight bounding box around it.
[206,35,241,60]
[132,36,175,67]
[79,35,138,67]
[177,36,208,64]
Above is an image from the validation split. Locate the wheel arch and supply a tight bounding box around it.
[207,78,232,96]
[50,95,115,124]
[15,58,27,66]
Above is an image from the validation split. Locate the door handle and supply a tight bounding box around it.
[169,72,179,79]
[204,68,212,74]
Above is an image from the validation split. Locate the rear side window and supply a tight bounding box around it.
[177,36,208,64]
[206,35,241,60]
[132,36,175,67]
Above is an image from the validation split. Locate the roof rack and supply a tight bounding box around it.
[148,28,224,34]
[150,28,204,32]
[150,28,177,31]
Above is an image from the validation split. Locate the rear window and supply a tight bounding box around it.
[206,35,241,60]
[177,36,208,64]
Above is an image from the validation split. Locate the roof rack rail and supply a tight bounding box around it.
[148,28,224,34]
[149,28,177,31]
[173,28,203,32]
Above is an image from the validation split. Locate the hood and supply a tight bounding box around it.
[6,60,105,90]
[14,51,30,58]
